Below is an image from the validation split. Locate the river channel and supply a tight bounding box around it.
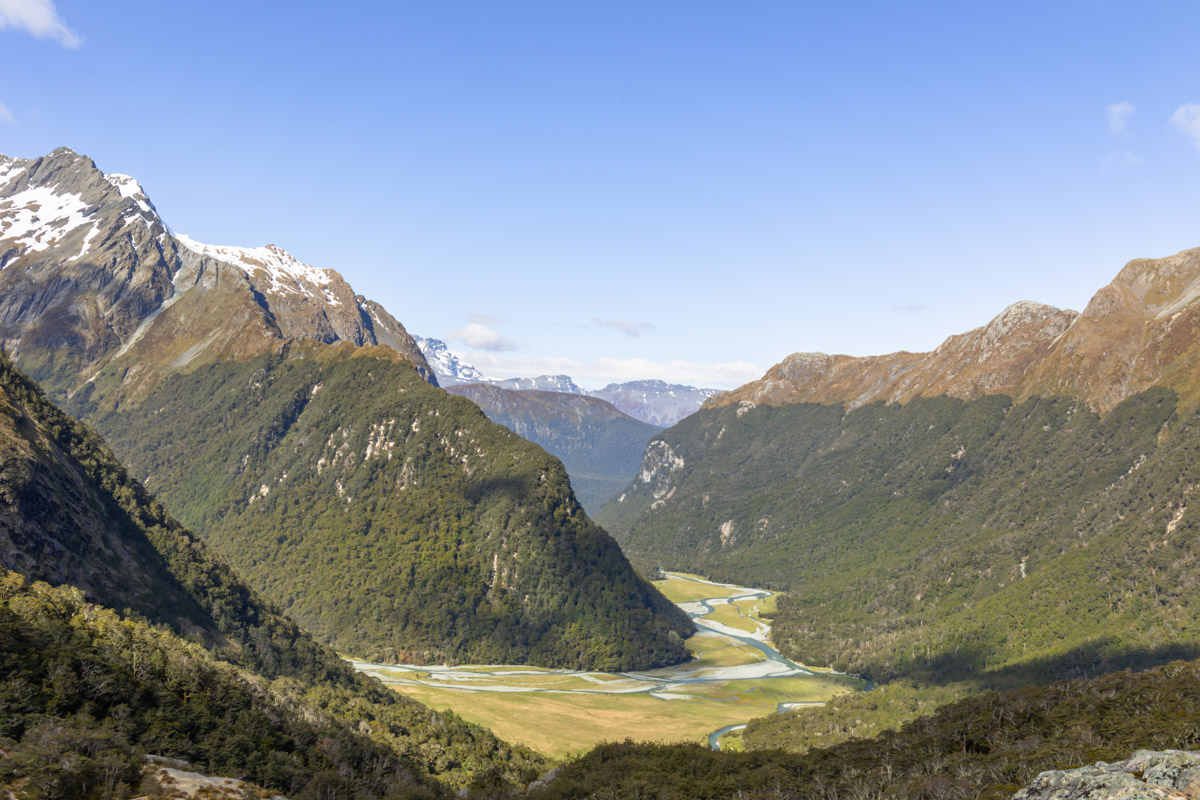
[352,572,842,751]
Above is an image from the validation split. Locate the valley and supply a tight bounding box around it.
[351,573,864,757]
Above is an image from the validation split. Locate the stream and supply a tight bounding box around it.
[351,571,840,752]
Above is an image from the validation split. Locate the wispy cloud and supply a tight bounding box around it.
[1101,150,1142,170]
[465,352,762,390]
[468,313,502,325]
[445,323,517,352]
[0,102,13,125]
[1171,104,1200,150]
[892,303,926,314]
[0,0,82,48]
[1105,101,1134,135]
[594,318,655,337]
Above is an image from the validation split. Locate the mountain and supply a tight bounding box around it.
[409,339,714,425]
[493,374,585,394]
[0,148,434,398]
[0,350,543,794]
[0,147,691,671]
[708,246,1200,415]
[413,336,489,385]
[591,380,720,426]
[444,383,661,511]
[598,245,1200,687]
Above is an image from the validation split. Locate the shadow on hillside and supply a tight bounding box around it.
[900,638,1200,692]
[466,476,531,505]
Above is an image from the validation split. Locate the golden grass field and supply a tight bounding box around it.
[366,575,862,758]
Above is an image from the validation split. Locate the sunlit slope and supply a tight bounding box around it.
[600,386,1200,682]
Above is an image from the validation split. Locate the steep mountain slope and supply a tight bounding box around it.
[0,147,691,671]
[0,574,450,799]
[0,351,543,791]
[591,380,719,426]
[84,346,689,669]
[445,383,661,511]
[600,246,1200,684]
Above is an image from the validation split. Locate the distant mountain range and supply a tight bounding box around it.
[0,147,691,671]
[413,336,718,426]
[445,383,661,512]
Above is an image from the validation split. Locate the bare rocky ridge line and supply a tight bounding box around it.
[709,246,1200,415]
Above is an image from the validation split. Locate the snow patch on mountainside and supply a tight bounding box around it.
[175,234,334,295]
[0,185,94,255]
[494,375,585,394]
[0,157,28,185]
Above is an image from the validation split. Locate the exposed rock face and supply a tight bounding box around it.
[0,147,431,396]
[1016,750,1200,800]
[711,247,1200,415]
[636,440,685,502]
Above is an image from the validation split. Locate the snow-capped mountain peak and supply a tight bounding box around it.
[413,336,491,385]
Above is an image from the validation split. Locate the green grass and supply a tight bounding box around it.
[388,684,760,759]
[685,635,764,668]
[653,576,745,604]
[703,602,761,634]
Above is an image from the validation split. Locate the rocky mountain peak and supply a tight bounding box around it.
[0,147,431,396]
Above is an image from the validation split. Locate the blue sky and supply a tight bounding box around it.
[4,1,1200,388]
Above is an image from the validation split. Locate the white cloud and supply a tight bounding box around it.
[0,102,13,124]
[1171,104,1200,150]
[464,352,762,390]
[1105,101,1134,135]
[1101,150,1142,170]
[445,323,517,352]
[594,318,655,337]
[0,0,81,48]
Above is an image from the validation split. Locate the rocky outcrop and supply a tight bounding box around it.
[1016,750,1200,800]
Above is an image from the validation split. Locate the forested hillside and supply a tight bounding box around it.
[0,351,544,792]
[600,383,1200,684]
[82,345,692,669]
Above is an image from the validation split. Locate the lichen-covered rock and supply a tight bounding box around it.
[1015,750,1200,800]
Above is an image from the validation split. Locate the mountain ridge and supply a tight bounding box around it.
[709,246,1200,416]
